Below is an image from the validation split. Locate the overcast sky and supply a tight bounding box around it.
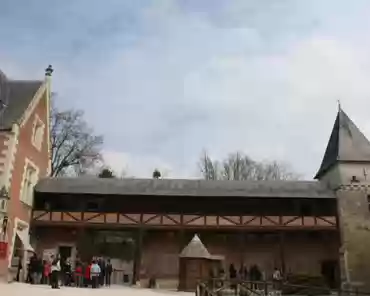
[1,0,370,179]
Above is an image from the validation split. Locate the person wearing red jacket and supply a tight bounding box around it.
[75,263,83,287]
[43,260,51,285]
[84,262,91,287]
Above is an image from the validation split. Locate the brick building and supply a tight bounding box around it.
[0,67,52,281]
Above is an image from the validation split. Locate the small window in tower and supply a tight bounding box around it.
[31,115,45,150]
[367,195,370,212]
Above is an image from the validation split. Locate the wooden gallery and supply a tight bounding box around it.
[31,178,339,289]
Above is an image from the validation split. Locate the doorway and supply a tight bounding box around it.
[59,246,72,263]
[321,260,338,289]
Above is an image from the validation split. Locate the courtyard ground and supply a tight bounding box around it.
[0,283,193,296]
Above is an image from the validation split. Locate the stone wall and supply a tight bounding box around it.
[337,185,370,290]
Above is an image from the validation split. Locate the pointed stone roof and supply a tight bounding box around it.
[315,108,370,179]
[179,234,211,259]
[0,68,43,130]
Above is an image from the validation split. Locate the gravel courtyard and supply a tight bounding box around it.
[1,283,193,296]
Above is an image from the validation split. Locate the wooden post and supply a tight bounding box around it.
[178,229,185,252]
[279,231,286,275]
[239,231,245,269]
[132,228,144,285]
[177,229,185,291]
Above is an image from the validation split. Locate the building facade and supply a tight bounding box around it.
[5,97,369,291]
[30,107,370,290]
[0,68,52,280]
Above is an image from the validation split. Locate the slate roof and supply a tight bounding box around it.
[0,70,43,129]
[315,108,370,179]
[35,177,335,198]
[179,235,211,259]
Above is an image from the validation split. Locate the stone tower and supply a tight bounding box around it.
[315,107,370,290]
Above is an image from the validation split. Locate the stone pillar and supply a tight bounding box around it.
[132,228,143,285]
[336,185,370,291]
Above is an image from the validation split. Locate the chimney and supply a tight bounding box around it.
[45,65,53,77]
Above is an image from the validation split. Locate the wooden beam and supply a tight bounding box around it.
[32,212,338,230]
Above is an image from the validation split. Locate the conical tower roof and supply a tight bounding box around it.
[179,234,211,259]
[0,69,9,108]
[315,108,370,179]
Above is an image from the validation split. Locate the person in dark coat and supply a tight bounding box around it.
[229,263,237,279]
[98,258,106,286]
[16,257,22,282]
[105,259,113,286]
[249,265,262,290]
[63,258,72,286]
[229,263,237,292]
[29,253,38,284]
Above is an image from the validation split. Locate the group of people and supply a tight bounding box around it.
[16,253,113,289]
[50,256,113,289]
[221,263,264,281]
[211,263,283,291]
[16,253,50,284]
[79,258,113,289]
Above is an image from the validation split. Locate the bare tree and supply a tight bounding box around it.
[199,151,298,181]
[198,151,220,180]
[50,103,103,177]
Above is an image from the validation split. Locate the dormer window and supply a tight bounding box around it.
[31,115,45,151]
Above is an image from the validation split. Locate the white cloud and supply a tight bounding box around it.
[3,1,370,179]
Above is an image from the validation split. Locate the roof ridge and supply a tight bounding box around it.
[7,79,43,84]
[315,108,370,179]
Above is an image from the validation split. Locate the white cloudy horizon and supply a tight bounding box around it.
[2,0,370,179]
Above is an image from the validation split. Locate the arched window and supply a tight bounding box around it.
[31,115,45,150]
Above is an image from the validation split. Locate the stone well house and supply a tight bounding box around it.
[0,67,52,280]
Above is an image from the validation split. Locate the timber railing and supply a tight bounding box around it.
[196,279,370,296]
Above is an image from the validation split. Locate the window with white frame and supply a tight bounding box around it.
[0,199,6,211]
[21,164,38,206]
[31,115,45,150]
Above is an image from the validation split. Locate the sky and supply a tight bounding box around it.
[2,0,370,178]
